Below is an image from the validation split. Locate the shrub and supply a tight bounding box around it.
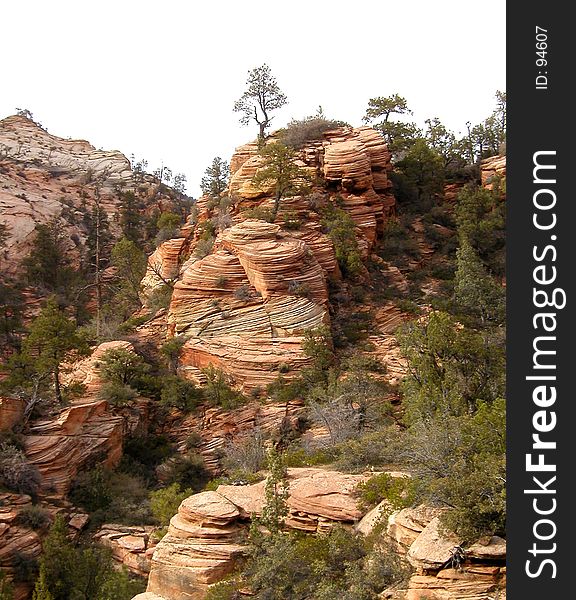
[222,430,267,474]
[149,483,193,527]
[195,237,214,258]
[280,116,348,148]
[147,284,173,312]
[0,443,41,496]
[233,284,252,302]
[161,453,210,491]
[214,275,228,288]
[119,434,175,484]
[282,211,302,230]
[99,382,137,406]
[160,336,186,373]
[160,376,203,412]
[99,348,149,387]
[17,506,51,530]
[320,205,363,277]
[185,431,203,449]
[240,206,274,222]
[70,468,152,526]
[355,473,417,513]
[287,280,311,298]
[202,365,246,409]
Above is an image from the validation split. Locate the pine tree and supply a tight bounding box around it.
[21,299,88,403]
[251,142,310,219]
[200,157,229,198]
[260,447,290,535]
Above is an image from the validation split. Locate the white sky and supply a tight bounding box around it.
[1,0,505,197]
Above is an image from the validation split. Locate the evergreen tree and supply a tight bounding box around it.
[109,238,147,317]
[118,191,144,245]
[454,237,505,325]
[251,142,310,219]
[22,219,78,302]
[259,447,289,535]
[19,299,88,404]
[362,94,421,155]
[200,157,229,198]
[234,64,288,142]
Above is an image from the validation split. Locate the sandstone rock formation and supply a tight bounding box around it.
[0,114,176,277]
[95,524,158,576]
[481,154,506,189]
[22,341,147,495]
[385,506,506,600]
[0,396,25,431]
[229,125,395,248]
[168,220,330,392]
[139,468,378,599]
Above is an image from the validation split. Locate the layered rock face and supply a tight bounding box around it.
[0,114,174,277]
[229,126,395,249]
[480,154,506,189]
[22,341,147,495]
[95,524,158,577]
[168,220,330,392]
[138,468,378,600]
[138,125,395,391]
[381,505,506,600]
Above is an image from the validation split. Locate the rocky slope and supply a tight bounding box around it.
[140,125,397,391]
[0,114,177,277]
[135,473,505,600]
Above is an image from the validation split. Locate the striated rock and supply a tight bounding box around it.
[405,567,505,600]
[0,114,180,277]
[95,524,158,576]
[466,536,506,560]
[324,140,373,191]
[23,399,124,495]
[140,468,383,599]
[21,341,147,495]
[141,237,187,303]
[228,126,395,252]
[0,396,25,431]
[407,516,461,570]
[169,220,329,391]
[387,505,445,551]
[146,491,247,600]
[480,154,506,189]
[167,400,306,473]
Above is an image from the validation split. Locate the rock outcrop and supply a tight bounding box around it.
[386,507,506,600]
[0,114,177,277]
[22,341,147,495]
[168,220,330,392]
[95,524,158,576]
[139,468,379,600]
[481,154,506,189]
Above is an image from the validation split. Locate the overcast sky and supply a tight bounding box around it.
[1,0,505,197]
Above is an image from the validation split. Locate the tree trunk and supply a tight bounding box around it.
[54,364,62,404]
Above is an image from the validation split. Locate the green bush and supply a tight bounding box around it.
[149,483,193,526]
[17,506,51,530]
[320,205,363,277]
[99,381,137,407]
[99,348,149,387]
[246,527,407,599]
[202,365,247,409]
[118,434,175,484]
[355,473,417,512]
[0,443,41,496]
[162,453,210,491]
[160,376,203,412]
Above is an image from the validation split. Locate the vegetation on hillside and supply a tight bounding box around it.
[0,80,506,598]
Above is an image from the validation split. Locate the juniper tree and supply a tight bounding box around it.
[234,64,288,143]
